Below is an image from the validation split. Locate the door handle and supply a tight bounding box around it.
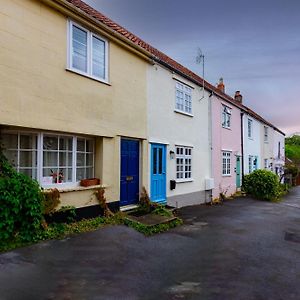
[126,176,133,181]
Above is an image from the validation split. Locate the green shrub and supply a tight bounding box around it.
[0,150,44,241]
[243,169,281,201]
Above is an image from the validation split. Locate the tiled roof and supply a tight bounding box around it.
[65,0,285,136]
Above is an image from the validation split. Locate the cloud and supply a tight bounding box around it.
[85,0,300,132]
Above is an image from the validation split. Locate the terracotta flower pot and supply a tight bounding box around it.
[80,178,100,187]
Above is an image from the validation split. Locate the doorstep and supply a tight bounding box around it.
[120,204,139,212]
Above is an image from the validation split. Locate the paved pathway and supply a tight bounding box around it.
[1,188,300,299]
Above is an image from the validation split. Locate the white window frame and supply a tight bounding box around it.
[1,130,95,189]
[248,118,253,139]
[67,20,109,83]
[175,81,193,116]
[222,105,231,129]
[222,151,231,176]
[175,146,192,182]
[264,126,268,142]
[248,155,258,173]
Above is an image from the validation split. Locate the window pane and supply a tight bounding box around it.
[58,168,72,183]
[19,168,33,179]
[86,140,94,152]
[20,151,37,168]
[4,150,18,167]
[86,167,93,179]
[77,152,85,167]
[72,25,87,72]
[43,151,58,167]
[77,139,85,152]
[76,168,85,181]
[153,149,157,174]
[59,152,72,167]
[59,137,72,151]
[92,36,105,79]
[86,153,93,166]
[20,135,37,150]
[43,136,58,150]
[43,168,56,178]
[1,134,18,149]
[158,148,163,174]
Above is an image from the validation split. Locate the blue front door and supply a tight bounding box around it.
[150,144,166,204]
[120,139,140,206]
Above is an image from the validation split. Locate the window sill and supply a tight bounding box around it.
[222,174,231,177]
[43,184,107,194]
[174,109,194,117]
[176,178,194,183]
[66,68,111,86]
[222,126,231,130]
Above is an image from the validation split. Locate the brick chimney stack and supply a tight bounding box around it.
[216,78,225,93]
[234,91,243,103]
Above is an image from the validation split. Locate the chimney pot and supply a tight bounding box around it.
[234,91,243,103]
[216,77,225,93]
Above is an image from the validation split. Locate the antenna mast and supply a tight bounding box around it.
[196,48,205,101]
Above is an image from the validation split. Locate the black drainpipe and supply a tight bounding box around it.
[240,112,244,186]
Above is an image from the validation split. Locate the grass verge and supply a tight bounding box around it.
[0,211,182,253]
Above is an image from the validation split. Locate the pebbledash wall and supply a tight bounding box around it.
[147,63,212,207]
[0,0,149,209]
[211,95,242,199]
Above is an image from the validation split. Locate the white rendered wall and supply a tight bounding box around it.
[260,124,275,171]
[273,130,285,175]
[243,114,261,174]
[147,63,211,206]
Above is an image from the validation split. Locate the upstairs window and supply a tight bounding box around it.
[222,105,231,128]
[176,146,192,180]
[264,126,268,142]
[175,82,192,114]
[248,119,253,139]
[68,21,108,82]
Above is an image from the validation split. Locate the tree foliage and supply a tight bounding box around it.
[0,148,44,241]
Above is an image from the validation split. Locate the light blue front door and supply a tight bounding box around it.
[150,144,166,204]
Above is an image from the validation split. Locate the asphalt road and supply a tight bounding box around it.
[1,188,300,300]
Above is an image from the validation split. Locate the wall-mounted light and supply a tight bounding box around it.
[169,150,175,159]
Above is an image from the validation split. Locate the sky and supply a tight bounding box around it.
[85,0,300,135]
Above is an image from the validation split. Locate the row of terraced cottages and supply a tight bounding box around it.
[0,0,285,213]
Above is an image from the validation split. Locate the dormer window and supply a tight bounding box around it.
[222,105,231,128]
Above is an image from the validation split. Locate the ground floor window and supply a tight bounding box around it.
[264,159,268,169]
[1,130,95,187]
[222,151,231,176]
[176,146,192,180]
[248,155,258,173]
